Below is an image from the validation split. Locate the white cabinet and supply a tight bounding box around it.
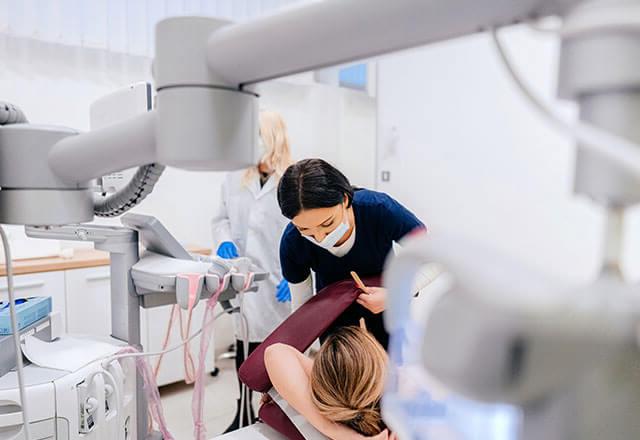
[63,266,216,387]
[64,266,111,337]
[0,271,66,331]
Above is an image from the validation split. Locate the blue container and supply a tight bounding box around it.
[0,297,52,335]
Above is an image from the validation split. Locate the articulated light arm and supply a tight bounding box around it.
[48,110,157,184]
[13,0,577,227]
[48,0,575,185]
[206,0,578,87]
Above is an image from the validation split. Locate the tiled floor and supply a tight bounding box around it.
[159,358,260,439]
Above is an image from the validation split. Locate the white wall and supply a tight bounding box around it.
[258,80,376,189]
[376,26,612,284]
[0,35,376,256]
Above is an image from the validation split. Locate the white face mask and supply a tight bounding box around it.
[303,206,350,250]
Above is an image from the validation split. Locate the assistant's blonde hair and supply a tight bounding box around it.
[243,110,293,186]
[310,327,388,436]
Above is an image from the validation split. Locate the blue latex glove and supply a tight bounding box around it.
[216,241,239,259]
[275,279,291,303]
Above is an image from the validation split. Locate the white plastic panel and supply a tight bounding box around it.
[0,365,59,428]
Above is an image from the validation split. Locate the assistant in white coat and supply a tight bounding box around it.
[211,110,293,431]
[213,170,292,340]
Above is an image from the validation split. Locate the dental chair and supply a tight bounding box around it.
[217,276,382,440]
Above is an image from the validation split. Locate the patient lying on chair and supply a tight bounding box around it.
[264,326,396,440]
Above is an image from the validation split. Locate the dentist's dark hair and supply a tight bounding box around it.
[277,159,354,219]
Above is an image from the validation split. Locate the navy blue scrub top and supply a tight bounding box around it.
[279,188,425,349]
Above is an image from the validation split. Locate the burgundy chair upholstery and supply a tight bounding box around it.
[238,276,382,439]
[258,400,305,440]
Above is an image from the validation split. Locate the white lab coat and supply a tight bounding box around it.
[211,170,291,342]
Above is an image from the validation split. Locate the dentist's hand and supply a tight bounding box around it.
[356,287,387,314]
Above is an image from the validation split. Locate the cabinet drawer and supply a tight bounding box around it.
[64,266,111,337]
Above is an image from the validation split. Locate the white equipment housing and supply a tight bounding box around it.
[0,343,136,440]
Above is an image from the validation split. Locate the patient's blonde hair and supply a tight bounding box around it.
[243,110,293,186]
[310,327,387,436]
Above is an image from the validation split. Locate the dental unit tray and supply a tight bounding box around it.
[122,214,268,309]
[131,251,210,308]
[131,252,268,308]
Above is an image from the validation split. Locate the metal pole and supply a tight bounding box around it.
[95,235,148,440]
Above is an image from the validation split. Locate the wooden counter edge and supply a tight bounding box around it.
[0,246,212,277]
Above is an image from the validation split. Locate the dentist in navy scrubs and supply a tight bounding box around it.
[276,158,426,349]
